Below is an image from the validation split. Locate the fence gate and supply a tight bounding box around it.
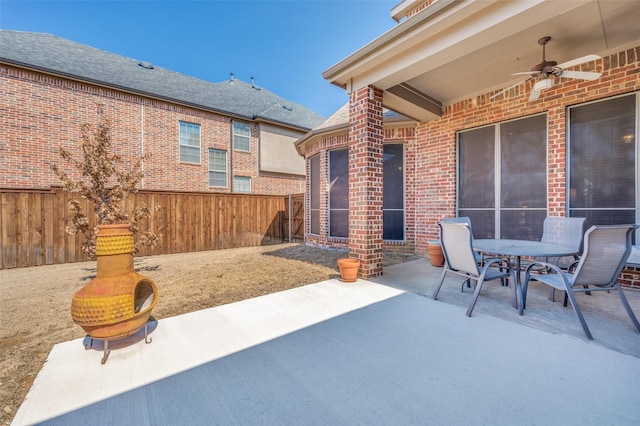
[289,193,305,242]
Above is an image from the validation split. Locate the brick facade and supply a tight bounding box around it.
[415,47,640,250]
[302,101,418,274]
[302,45,640,286]
[1,64,305,195]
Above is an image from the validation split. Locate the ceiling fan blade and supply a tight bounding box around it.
[491,78,529,99]
[556,54,601,69]
[512,71,538,76]
[529,89,541,102]
[556,70,602,80]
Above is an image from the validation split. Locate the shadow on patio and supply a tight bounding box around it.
[373,258,640,358]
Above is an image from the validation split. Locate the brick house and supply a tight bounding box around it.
[0,30,325,195]
[295,0,640,285]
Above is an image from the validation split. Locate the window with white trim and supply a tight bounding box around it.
[208,149,227,187]
[233,176,251,193]
[233,121,251,152]
[179,121,200,163]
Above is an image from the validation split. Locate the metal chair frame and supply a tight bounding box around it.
[433,222,514,317]
[522,224,640,340]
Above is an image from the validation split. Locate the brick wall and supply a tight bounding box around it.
[1,64,304,195]
[303,113,417,257]
[621,267,640,290]
[415,46,640,253]
[305,132,350,251]
[348,86,384,278]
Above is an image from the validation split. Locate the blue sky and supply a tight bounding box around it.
[1,0,398,118]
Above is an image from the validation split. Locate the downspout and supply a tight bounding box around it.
[229,119,234,192]
[141,105,145,189]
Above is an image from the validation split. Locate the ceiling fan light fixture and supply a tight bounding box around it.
[533,78,554,92]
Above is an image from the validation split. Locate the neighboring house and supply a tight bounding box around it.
[0,30,325,195]
[295,0,640,281]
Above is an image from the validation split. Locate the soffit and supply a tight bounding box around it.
[323,0,640,122]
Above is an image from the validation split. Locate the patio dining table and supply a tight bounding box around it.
[472,239,579,314]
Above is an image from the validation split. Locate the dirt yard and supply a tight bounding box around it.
[0,243,417,425]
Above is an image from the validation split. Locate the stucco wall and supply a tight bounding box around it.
[259,123,306,176]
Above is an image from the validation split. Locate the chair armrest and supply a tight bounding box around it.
[483,257,510,270]
[523,260,564,276]
[567,260,579,273]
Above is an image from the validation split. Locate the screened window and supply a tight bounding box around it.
[458,114,547,240]
[329,148,349,238]
[309,155,320,235]
[208,149,227,187]
[383,144,405,240]
[568,93,638,234]
[234,176,251,193]
[233,121,251,152]
[179,122,200,163]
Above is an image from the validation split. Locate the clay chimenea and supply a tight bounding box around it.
[71,224,158,364]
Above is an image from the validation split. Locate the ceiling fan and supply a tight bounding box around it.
[493,36,602,101]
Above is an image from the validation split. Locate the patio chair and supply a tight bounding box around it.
[442,216,486,289]
[519,217,585,266]
[433,222,513,317]
[521,216,586,300]
[443,216,482,258]
[522,224,640,340]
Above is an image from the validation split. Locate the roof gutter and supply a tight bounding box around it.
[295,113,416,156]
[252,115,313,132]
[294,122,348,155]
[1,59,275,124]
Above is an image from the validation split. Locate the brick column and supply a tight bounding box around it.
[348,85,384,278]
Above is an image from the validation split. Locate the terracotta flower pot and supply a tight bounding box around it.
[71,224,158,340]
[428,240,445,267]
[338,258,360,282]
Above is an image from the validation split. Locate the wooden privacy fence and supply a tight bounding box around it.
[0,189,305,269]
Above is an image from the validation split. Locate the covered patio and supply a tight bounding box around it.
[13,259,640,425]
[297,0,640,280]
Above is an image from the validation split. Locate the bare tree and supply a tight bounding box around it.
[51,104,159,259]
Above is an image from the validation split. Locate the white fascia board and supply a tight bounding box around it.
[326,0,590,94]
[391,0,425,22]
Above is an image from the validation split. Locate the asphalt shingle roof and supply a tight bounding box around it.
[0,30,325,130]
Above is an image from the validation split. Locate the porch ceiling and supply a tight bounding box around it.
[323,0,640,122]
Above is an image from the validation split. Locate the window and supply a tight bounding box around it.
[568,93,638,237]
[233,121,251,151]
[309,155,320,235]
[383,144,405,240]
[329,148,349,238]
[233,176,251,193]
[179,122,200,163]
[208,149,227,187]
[458,114,547,239]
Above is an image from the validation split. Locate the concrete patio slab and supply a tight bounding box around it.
[13,260,640,425]
[373,258,640,358]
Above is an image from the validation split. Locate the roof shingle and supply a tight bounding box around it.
[0,30,325,130]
